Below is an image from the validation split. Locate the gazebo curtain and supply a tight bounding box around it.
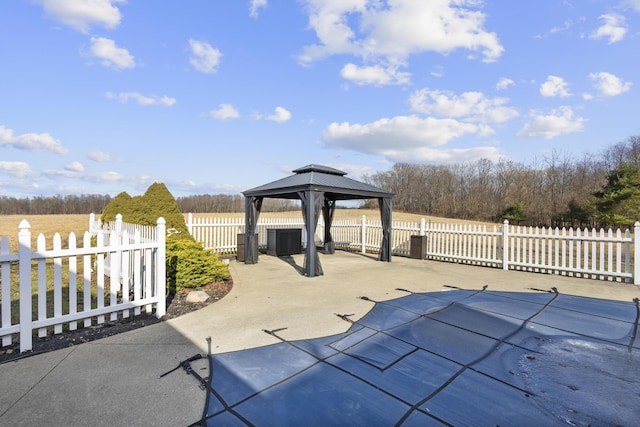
[378,197,392,262]
[299,190,324,277]
[244,196,263,264]
[322,198,336,254]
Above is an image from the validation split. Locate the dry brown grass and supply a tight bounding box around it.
[0,214,92,252]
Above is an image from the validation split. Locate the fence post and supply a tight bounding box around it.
[115,213,123,237]
[187,213,193,235]
[156,217,166,318]
[18,220,33,353]
[420,218,426,236]
[502,220,509,271]
[361,215,366,254]
[89,213,95,234]
[634,222,640,285]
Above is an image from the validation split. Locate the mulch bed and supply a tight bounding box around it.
[0,278,233,364]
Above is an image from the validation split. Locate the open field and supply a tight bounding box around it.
[0,214,92,252]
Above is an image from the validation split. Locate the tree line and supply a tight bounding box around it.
[0,194,113,215]
[2,136,639,227]
[174,194,299,213]
[361,135,640,228]
[0,193,298,215]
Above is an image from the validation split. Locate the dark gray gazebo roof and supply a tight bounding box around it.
[242,165,394,278]
[243,164,393,200]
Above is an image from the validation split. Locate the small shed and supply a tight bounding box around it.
[242,164,394,277]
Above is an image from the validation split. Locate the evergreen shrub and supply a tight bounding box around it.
[101,182,229,293]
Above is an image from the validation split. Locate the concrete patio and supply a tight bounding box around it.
[1,252,639,426]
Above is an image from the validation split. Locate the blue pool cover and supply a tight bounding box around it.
[199,288,640,426]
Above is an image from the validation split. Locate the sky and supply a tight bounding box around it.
[1,0,639,200]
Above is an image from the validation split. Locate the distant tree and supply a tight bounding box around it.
[560,198,597,228]
[0,194,111,214]
[593,163,640,227]
[501,202,526,225]
[602,135,640,170]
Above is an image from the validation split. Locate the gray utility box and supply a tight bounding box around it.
[410,235,428,259]
[237,233,258,262]
[267,228,302,256]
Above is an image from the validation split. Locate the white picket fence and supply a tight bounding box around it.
[186,213,640,284]
[0,215,166,353]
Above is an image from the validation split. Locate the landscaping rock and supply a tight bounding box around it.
[186,290,211,304]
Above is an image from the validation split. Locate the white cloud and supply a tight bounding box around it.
[626,0,640,12]
[265,106,292,123]
[589,71,632,96]
[89,37,135,70]
[590,13,627,44]
[540,75,571,98]
[105,92,176,106]
[496,77,514,91]
[0,125,69,155]
[209,104,240,120]
[43,168,127,183]
[0,179,40,195]
[322,114,498,163]
[250,0,267,18]
[0,161,33,177]
[549,19,574,35]
[299,0,503,68]
[189,39,222,74]
[64,161,85,173]
[430,65,445,78]
[517,107,585,139]
[340,63,410,86]
[327,163,372,180]
[409,88,519,123]
[39,0,125,33]
[88,150,114,162]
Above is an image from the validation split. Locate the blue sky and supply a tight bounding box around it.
[1,0,639,199]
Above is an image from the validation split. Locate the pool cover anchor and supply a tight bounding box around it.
[159,353,209,391]
[160,335,212,392]
[263,327,288,337]
[335,313,355,323]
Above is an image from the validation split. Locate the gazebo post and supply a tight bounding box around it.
[305,191,317,276]
[244,196,262,264]
[379,197,392,262]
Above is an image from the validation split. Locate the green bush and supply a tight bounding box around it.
[166,240,229,292]
[102,182,228,293]
[102,183,192,241]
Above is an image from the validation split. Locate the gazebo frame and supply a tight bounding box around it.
[242,164,394,277]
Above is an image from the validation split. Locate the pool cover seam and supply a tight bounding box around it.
[394,288,561,426]
[213,288,493,425]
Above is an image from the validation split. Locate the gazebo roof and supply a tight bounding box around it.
[242,164,394,200]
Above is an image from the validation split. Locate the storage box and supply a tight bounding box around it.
[410,235,428,259]
[267,228,302,256]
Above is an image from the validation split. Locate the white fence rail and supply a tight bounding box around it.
[1,215,166,354]
[187,213,639,284]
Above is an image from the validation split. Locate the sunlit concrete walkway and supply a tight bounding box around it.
[1,252,639,426]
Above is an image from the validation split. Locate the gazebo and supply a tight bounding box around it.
[242,164,394,277]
